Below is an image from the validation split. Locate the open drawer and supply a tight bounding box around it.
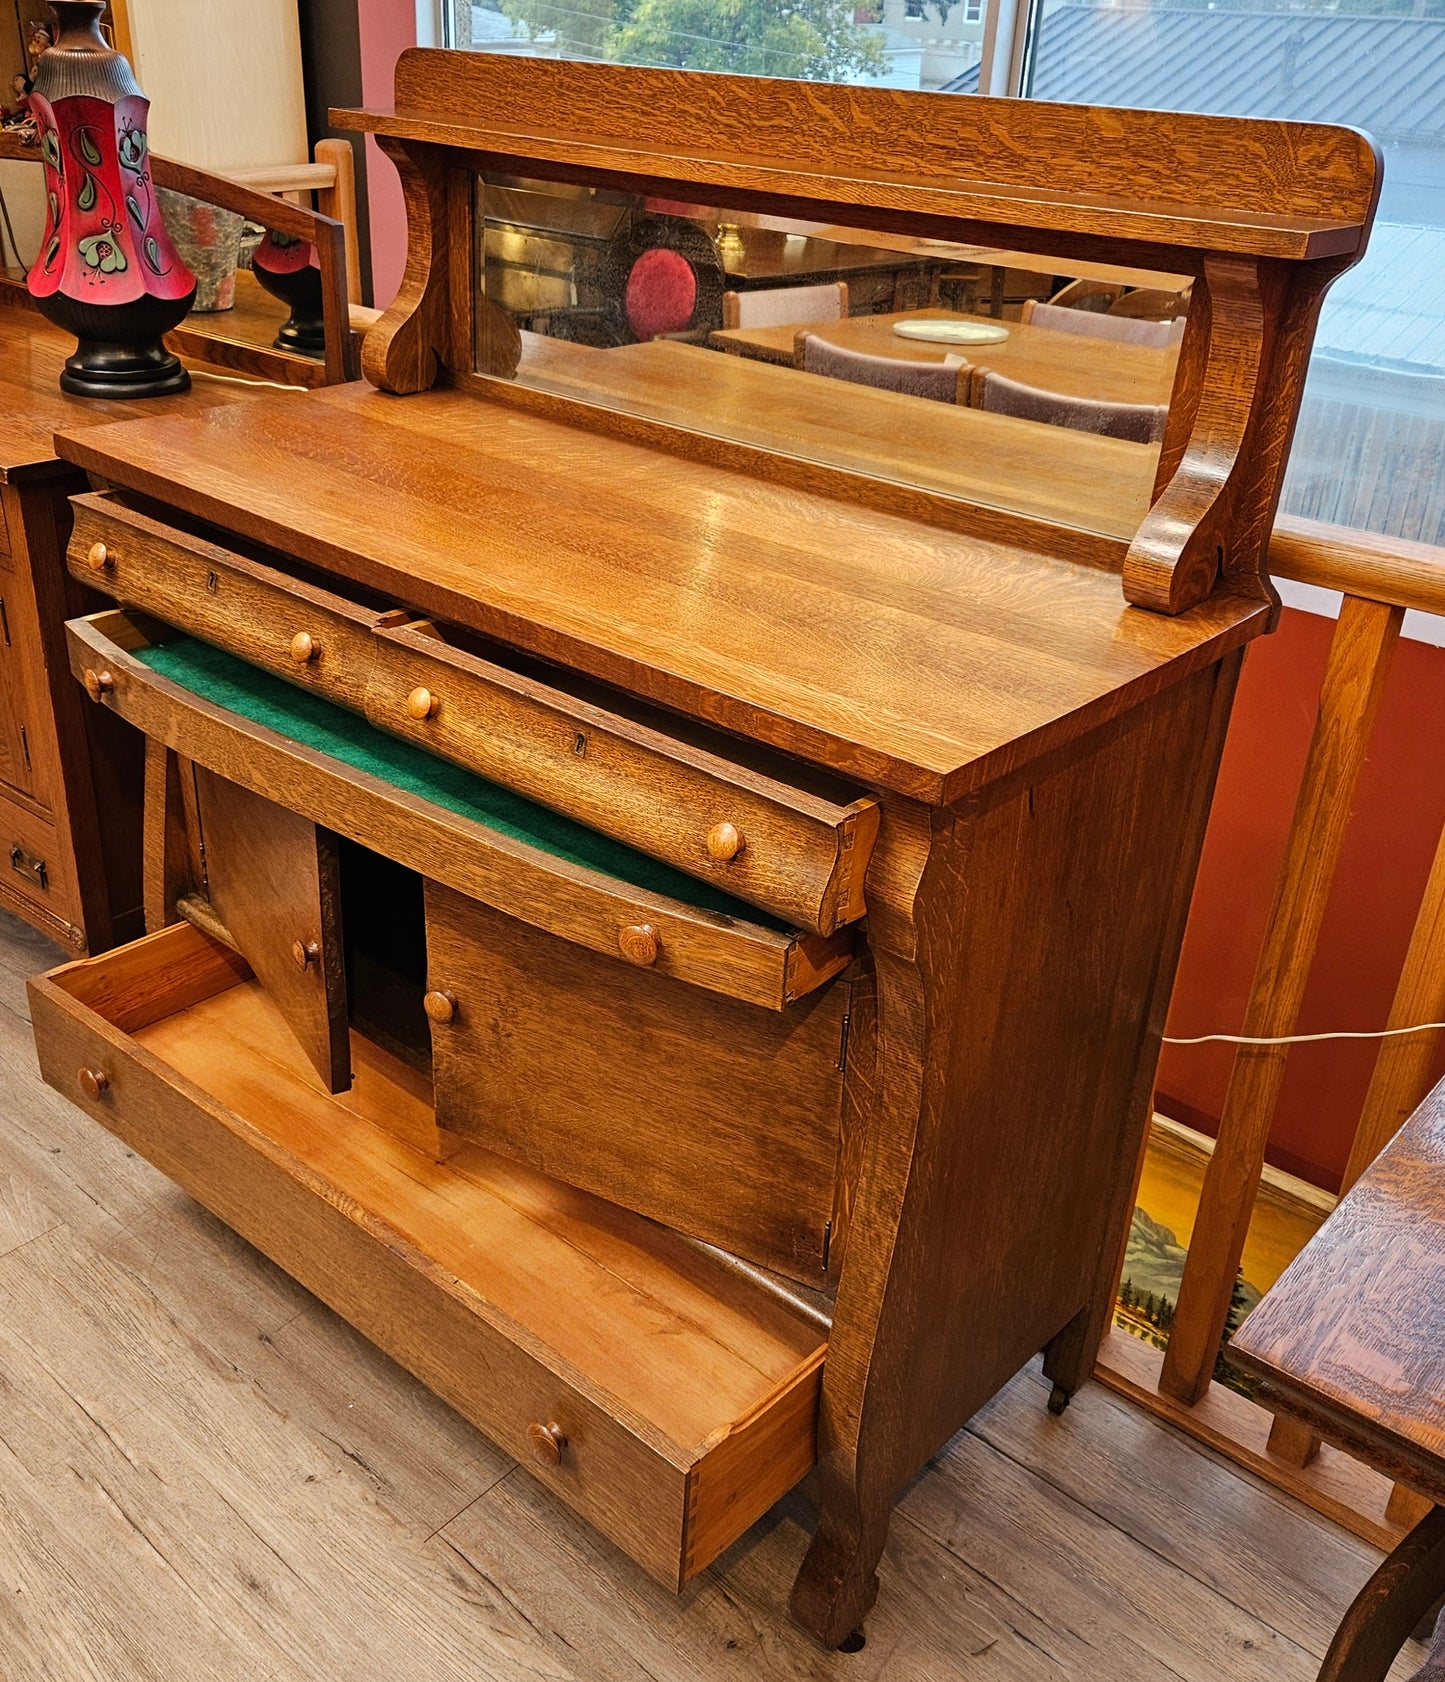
[69,490,878,935]
[28,920,827,1588]
[67,610,852,1012]
[68,490,404,713]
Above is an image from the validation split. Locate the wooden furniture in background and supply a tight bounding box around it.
[0,130,359,388]
[233,138,364,308]
[0,140,356,954]
[795,332,969,402]
[1022,298,1185,346]
[1096,514,1445,1551]
[0,305,249,953]
[709,304,1181,405]
[26,57,1377,1649]
[965,366,1169,443]
[721,280,848,329]
[516,333,1164,540]
[1231,1074,1445,1682]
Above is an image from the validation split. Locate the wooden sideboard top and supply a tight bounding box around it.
[57,379,1267,802]
[0,303,247,483]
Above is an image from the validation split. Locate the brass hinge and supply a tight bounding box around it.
[0,595,9,646]
[837,1010,851,1074]
[821,1218,833,1275]
[19,724,30,773]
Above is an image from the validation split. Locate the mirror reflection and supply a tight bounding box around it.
[158,189,324,362]
[476,176,1191,537]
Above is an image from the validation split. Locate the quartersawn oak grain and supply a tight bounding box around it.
[56,386,1270,804]
[33,60,1378,1653]
[192,767,351,1095]
[424,879,850,1283]
[68,611,848,1012]
[27,922,828,1591]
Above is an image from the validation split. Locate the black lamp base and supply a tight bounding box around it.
[33,285,197,401]
[59,338,191,400]
[272,313,327,358]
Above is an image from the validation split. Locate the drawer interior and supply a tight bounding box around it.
[31,921,827,1586]
[137,632,792,929]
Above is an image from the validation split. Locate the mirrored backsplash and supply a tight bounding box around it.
[472,174,1192,539]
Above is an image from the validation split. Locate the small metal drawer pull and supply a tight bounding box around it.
[291,938,320,970]
[10,843,47,891]
[77,1067,109,1100]
[289,631,321,664]
[422,989,457,1025]
[527,1421,567,1467]
[706,821,744,862]
[86,541,110,570]
[406,686,438,721]
[618,923,659,967]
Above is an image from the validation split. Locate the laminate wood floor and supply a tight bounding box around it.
[0,907,1424,1682]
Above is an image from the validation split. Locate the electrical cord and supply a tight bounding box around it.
[189,368,309,392]
[1164,1022,1445,1046]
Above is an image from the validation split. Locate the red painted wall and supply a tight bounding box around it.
[356,0,417,308]
[1159,608,1445,1192]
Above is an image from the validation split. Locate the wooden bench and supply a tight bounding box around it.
[1231,1078,1445,1681]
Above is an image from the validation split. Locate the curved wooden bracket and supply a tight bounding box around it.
[1124,255,1272,615]
[362,137,448,394]
[363,137,520,395]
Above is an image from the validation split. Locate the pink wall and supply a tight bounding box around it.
[357,0,418,308]
[1158,609,1445,1191]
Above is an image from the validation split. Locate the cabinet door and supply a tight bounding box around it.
[424,878,849,1283]
[193,767,350,1093]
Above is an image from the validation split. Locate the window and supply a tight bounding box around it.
[442,0,988,90]
[1009,2,1445,549]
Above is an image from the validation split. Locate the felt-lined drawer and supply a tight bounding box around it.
[67,611,853,1010]
[68,491,401,712]
[28,920,826,1588]
[366,622,878,936]
[69,491,877,938]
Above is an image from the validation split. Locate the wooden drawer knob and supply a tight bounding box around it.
[618,923,659,967]
[289,631,321,664]
[77,1067,109,1100]
[423,989,457,1025]
[527,1421,567,1467]
[406,686,438,721]
[291,938,320,970]
[706,821,744,862]
[86,540,110,570]
[82,668,114,703]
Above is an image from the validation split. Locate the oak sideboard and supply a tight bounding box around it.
[27,57,1378,1646]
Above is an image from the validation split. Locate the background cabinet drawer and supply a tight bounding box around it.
[29,921,826,1590]
[425,878,852,1283]
[0,796,74,929]
[68,492,400,712]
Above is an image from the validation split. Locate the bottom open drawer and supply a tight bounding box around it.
[28,919,827,1589]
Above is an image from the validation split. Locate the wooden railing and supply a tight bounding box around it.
[1098,511,1445,1543]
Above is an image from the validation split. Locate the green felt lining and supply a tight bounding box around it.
[133,634,788,930]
